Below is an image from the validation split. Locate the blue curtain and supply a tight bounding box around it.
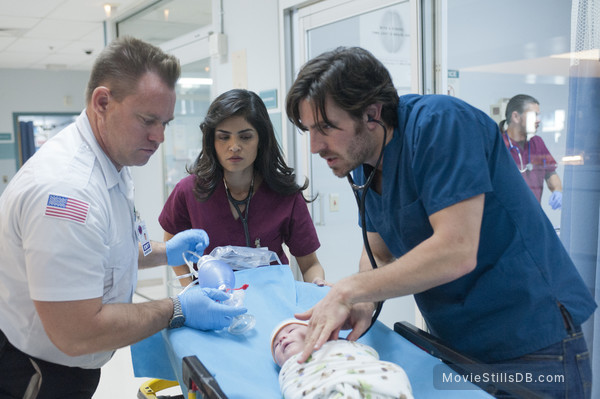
[19,121,35,165]
[560,60,600,398]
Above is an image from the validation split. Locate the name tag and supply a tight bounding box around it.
[135,214,152,256]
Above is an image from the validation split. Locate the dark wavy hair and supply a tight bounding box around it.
[286,46,399,132]
[188,89,310,201]
[499,94,539,132]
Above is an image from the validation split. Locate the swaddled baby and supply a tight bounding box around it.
[270,319,414,399]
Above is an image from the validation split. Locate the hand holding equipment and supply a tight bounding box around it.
[166,229,209,266]
[179,286,247,330]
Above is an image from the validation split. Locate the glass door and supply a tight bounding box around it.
[291,0,421,328]
[13,113,77,167]
[445,0,571,230]
[163,58,212,196]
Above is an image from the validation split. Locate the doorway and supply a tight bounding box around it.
[283,0,421,329]
[12,112,78,168]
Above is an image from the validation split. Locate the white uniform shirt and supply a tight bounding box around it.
[0,110,139,368]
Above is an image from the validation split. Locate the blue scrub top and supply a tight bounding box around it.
[353,94,596,362]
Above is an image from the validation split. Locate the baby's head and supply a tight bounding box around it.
[270,319,309,367]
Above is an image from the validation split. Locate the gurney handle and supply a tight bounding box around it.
[393,322,544,399]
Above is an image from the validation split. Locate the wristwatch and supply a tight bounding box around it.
[168,295,185,329]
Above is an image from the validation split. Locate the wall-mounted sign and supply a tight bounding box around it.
[260,89,278,109]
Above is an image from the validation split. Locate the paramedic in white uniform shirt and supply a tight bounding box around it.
[0,36,245,398]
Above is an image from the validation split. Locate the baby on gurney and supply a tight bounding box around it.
[270,319,414,399]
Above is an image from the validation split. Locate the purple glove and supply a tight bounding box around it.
[179,286,247,330]
[165,229,209,266]
[548,191,562,210]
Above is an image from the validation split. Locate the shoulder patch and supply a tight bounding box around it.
[44,193,90,224]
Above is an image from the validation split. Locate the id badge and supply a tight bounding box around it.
[135,212,152,256]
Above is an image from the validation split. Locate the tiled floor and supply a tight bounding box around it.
[92,347,159,398]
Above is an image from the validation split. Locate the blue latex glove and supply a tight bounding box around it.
[549,191,562,210]
[179,286,247,330]
[165,229,209,266]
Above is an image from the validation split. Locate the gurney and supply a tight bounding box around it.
[131,265,531,398]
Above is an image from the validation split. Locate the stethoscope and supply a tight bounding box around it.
[504,132,533,173]
[224,175,254,247]
[346,117,388,336]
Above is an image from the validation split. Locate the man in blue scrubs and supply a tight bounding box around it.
[285,47,596,398]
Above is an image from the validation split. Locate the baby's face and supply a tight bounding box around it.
[272,323,308,366]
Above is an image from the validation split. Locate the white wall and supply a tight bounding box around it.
[0,69,88,191]
[213,1,281,95]
[0,68,88,131]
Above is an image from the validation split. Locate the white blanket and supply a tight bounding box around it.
[279,340,414,399]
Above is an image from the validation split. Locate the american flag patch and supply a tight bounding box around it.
[44,194,90,224]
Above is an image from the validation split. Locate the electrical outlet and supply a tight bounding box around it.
[329,193,339,212]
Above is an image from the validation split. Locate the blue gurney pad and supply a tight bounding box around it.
[131,265,491,398]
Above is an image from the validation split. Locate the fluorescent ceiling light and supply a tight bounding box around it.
[104,4,114,18]
[562,155,584,165]
[551,49,600,60]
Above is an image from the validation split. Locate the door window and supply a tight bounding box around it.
[289,0,420,328]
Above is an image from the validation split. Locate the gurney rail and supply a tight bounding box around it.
[182,356,228,399]
[393,322,544,399]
